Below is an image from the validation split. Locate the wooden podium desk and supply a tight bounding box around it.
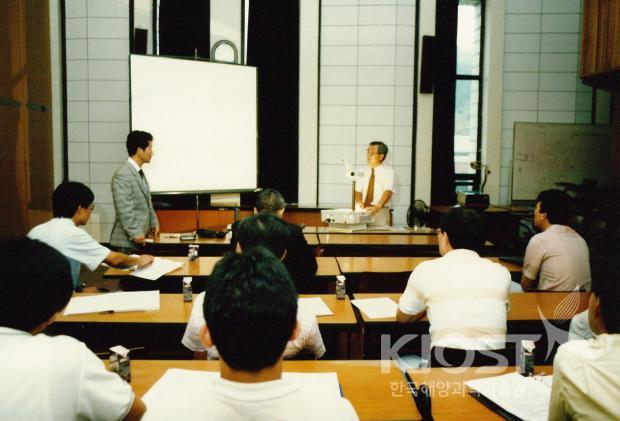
[353,292,589,362]
[318,233,496,257]
[304,226,436,235]
[406,365,552,420]
[108,359,415,421]
[336,257,522,293]
[144,234,230,256]
[53,293,357,359]
[104,256,340,293]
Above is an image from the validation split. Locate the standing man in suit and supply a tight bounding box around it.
[230,189,318,284]
[354,141,396,226]
[110,130,159,254]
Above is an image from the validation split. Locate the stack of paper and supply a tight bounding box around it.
[142,369,341,420]
[351,297,398,319]
[63,291,160,315]
[131,257,184,280]
[464,372,552,421]
[298,297,333,316]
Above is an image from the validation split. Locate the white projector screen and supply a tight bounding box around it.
[130,55,257,193]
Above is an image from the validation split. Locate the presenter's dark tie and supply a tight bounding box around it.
[364,168,375,208]
[139,169,145,180]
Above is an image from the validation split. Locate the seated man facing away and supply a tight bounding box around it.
[396,207,512,351]
[168,248,357,420]
[230,188,317,281]
[183,213,326,359]
[521,189,590,291]
[28,182,153,290]
[0,238,146,420]
[548,262,620,419]
[568,309,594,341]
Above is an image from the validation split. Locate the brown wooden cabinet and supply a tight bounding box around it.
[580,0,620,90]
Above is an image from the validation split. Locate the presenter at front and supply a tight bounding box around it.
[110,130,159,254]
[354,141,396,226]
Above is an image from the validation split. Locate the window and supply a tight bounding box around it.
[454,0,484,193]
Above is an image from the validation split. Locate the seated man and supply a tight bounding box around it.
[230,188,317,281]
[548,262,620,419]
[568,309,594,341]
[164,248,357,420]
[183,213,326,359]
[28,182,153,290]
[521,189,590,291]
[396,207,512,351]
[0,238,146,420]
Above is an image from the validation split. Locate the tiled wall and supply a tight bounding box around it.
[65,0,130,241]
[499,0,607,203]
[318,0,416,226]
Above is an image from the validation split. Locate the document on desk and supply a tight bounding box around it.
[131,257,184,280]
[142,369,342,420]
[63,290,160,315]
[351,297,398,319]
[464,372,552,421]
[298,297,333,316]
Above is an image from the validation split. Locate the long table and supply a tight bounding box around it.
[407,365,552,420]
[336,256,522,292]
[104,256,340,293]
[112,360,416,421]
[53,293,357,359]
[352,292,589,362]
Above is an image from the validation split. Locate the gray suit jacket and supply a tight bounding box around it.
[110,161,159,248]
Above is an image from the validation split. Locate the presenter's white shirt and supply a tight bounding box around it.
[549,334,620,420]
[182,292,326,359]
[355,164,396,206]
[398,249,512,350]
[523,224,591,291]
[145,375,359,421]
[0,328,134,421]
[27,218,110,288]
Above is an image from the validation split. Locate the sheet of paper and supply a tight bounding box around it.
[464,372,552,421]
[298,297,333,316]
[63,291,160,315]
[142,369,341,420]
[351,297,398,319]
[131,257,184,280]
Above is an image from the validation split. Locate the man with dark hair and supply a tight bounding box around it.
[396,207,511,351]
[110,130,159,253]
[521,189,590,291]
[174,249,356,419]
[0,238,146,420]
[182,213,326,360]
[548,260,620,419]
[354,141,396,226]
[230,188,317,281]
[28,182,153,290]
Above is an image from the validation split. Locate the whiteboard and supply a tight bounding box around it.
[130,55,257,193]
[512,123,611,201]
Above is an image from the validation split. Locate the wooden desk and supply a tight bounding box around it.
[145,234,230,256]
[353,292,589,323]
[304,226,436,235]
[318,233,496,257]
[406,366,552,420]
[114,360,415,421]
[353,292,589,362]
[337,256,522,274]
[304,233,319,246]
[53,293,357,359]
[105,256,339,278]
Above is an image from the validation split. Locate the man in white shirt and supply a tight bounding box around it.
[397,207,512,352]
[110,130,159,254]
[548,262,620,419]
[521,189,590,291]
[0,238,146,420]
[28,182,153,290]
[354,141,396,226]
[160,248,358,420]
[182,213,326,359]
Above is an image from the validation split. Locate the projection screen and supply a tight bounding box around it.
[130,55,257,193]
